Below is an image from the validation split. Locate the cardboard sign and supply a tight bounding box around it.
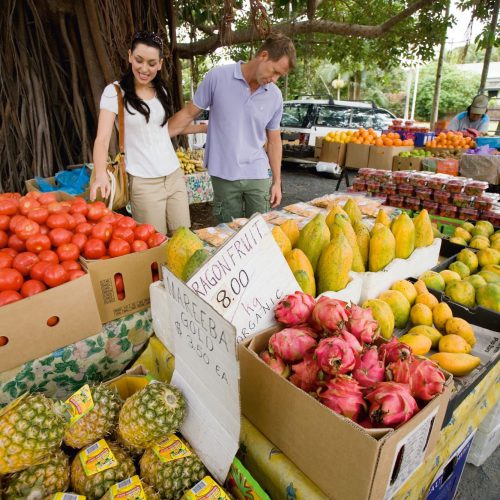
[187,215,299,342]
[163,269,240,484]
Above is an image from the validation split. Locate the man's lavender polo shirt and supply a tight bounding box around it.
[193,61,283,181]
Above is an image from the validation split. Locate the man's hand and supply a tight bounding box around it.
[270,181,282,208]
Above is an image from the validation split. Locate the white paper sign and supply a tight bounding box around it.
[163,268,240,483]
[187,214,300,342]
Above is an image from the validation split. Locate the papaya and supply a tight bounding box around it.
[333,214,365,272]
[375,209,391,228]
[272,226,292,255]
[326,204,348,231]
[316,230,353,293]
[378,290,411,329]
[391,212,415,259]
[279,219,300,248]
[477,248,500,267]
[369,225,395,272]
[295,214,330,273]
[445,280,475,308]
[413,209,434,248]
[353,220,370,269]
[182,248,210,281]
[362,299,395,339]
[343,198,363,225]
[165,227,204,279]
[429,352,480,376]
[476,283,500,313]
[285,249,316,297]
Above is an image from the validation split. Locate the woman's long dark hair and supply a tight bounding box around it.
[119,33,170,126]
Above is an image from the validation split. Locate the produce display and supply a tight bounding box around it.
[176,148,205,175]
[399,149,433,158]
[449,219,500,248]
[323,128,414,146]
[425,131,476,150]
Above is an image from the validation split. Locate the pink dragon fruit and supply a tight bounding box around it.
[310,296,350,334]
[317,376,367,422]
[347,305,380,344]
[352,347,385,388]
[260,350,291,378]
[378,337,413,366]
[339,329,363,353]
[387,358,445,401]
[274,291,316,326]
[365,382,419,428]
[268,327,317,363]
[315,337,358,375]
[289,354,321,392]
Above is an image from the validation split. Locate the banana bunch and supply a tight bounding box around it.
[176,148,206,174]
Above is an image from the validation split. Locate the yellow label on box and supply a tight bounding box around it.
[51,494,86,500]
[108,476,146,499]
[152,434,192,463]
[79,439,117,476]
[65,384,94,425]
[182,476,231,499]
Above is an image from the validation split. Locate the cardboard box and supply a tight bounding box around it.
[368,146,415,171]
[81,243,167,323]
[345,143,371,169]
[25,169,91,199]
[0,274,102,372]
[105,365,152,398]
[319,141,347,165]
[240,328,453,500]
[392,156,422,171]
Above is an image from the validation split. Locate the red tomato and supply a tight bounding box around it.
[116,216,137,230]
[48,228,73,247]
[61,260,81,272]
[0,268,24,291]
[30,261,51,281]
[0,215,10,231]
[87,202,108,221]
[114,273,124,293]
[68,269,86,280]
[70,201,89,216]
[131,240,149,252]
[15,219,40,240]
[21,279,47,297]
[13,252,39,276]
[46,213,69,229]
[57,243,80,262]
[0,230,7,249]
[75,222,93,235]
[83,238,106,260]
[43,264,69,287]
[100,213,120,225]
[134,224,156,242]
[71,197,87,206]
[91,222,113,243]
[108,238,131,258]
[47,202,67,215]
[71,233,87,251]
[18,197,40,215]
[0,198,19,216]
[0,290,22,306]
[148,233,167,248]
[27,206,49,224]
[38,250,59,264]
[37,193,57,205]
[72,212,87,225]
[39,225,50,235]
[113,226,134,245]
[25,234,51,253]
[0,253,13,269]
[65,214,76,230]
[1,248,17,258]
[8,234,26,252]
[25,191,40,200]
[0,193,21,200]
[9,215,27,233]
[60,201,72,212]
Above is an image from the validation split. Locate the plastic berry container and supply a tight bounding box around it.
[439,204,457,218]
[358,168,377,180]
[404,197,421,211]
[445,178,467,194]
[464,180,488,196]
[353,179,367,192]
[366,180,381,193]
[387,195,404,208]
[482,210,500,227]
[433,190,451,204]
[474,194,497,211]
[409,172,428,188]
[374,170,393,182]
[398,183,414,197]
[415,187,433,201]
[427,175,449,191]
[382,183,397,196]
[422,200,439,215]
[458,207,479,221]
[392,171,411,185]
[452,193,474,208]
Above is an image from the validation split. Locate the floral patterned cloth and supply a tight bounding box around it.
[0,309,153,407]
[184,171,214,204]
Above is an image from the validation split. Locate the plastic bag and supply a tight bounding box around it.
[35,166,90,195]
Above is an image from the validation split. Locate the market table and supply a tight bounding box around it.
[184,170,213,204]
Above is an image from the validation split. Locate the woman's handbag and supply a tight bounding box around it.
[91,83,128,210]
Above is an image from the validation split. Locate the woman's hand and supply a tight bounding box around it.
[90,172,111,201]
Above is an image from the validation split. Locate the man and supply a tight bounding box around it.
[168,32,296,222]
[448,94,490,135]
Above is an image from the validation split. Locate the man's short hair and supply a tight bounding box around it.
[256,32,296,70]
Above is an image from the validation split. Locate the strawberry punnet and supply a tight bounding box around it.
[274,291,316,326]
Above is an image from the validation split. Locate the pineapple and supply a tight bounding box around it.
[118,382,186,449]
[100,479,162,500]
[70,442,136,499]
[140,447,206,500]
[0,394,68,474]
[3,449,69,499]
[64,385,122,449]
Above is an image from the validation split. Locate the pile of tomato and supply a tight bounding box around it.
[0,192,166,307]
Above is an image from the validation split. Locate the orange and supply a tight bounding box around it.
[394,138,403,146]
[384,138,393,146]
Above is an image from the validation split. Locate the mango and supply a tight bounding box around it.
[333,214,365,272]
[429,353,480,376]
[296,214,330,272]
[477,270,500,284]
[407,325,442,350]
[272,226,292,255]
[410,303,433,326]
[481,264,500,276]
[445,280,475,308]
[182,248,210,281]
[414,279,428,295]
[415,293,439,310]
[399,333,432,356]
[470,236,490,249]
[419,270,446,292]
[362,299,395,339]
[165,227,204,279]
[343,198,363,225]
[490,232,500,243]
[448,261,470,279]
[369,225,396,272]
[285,249,316,297]
[456,249,479,273]
[445,317,476,346]
[449,237,467,246]
[476,283,500,313]
[432,302,453,332]
[279,219,300,247]
[440,270,462,285]
[477,248,500,267]
[375,208,391,228]
[391,212,415,259]
[453,227,472,242]
[461,221,475,233]
[391,280,417,305]
[464,274,487,290]
[439,334,472,354]
[353,220,370,269]
[491,240,500,251]
[475,220,494,237]
[378,290,411,329]
[413,209,434,248]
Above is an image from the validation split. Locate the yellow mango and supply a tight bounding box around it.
[432,302,453,331]
[445,317,476,346]
[407,325,442,350]
[391,212,415,259]
[296,214,330,273]
[333,214,365,272]
[165,227,204,279]
[279,219,300,247]
[399,333,432,356]
[391,280,417,305]
[378,290,411,329]
[429,353,480,376]
[414,279,428,295]
[410,303,433,326]
[285,249,316,297]
[362,299,395,339]
[439,334,472,354]
[415,293,439,310]
[369,225,395,272]
[413,209,434,248]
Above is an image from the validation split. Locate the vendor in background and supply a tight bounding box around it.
[448,94,490,135]
[90,31,207,235]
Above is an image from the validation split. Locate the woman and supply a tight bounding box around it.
[90,31,206,235]
[448,94,490,135]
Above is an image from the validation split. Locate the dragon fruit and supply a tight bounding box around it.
[274,291,316,326]
[339,329,363,353]
[365,382,419,428]
[289,354,321,392]
[317,376,367,422]
[352,347,385,388]
[387,358,445,401]
[260,350,291,378]
[268,327,317,363]
[347,305,380,344]
[315,337,358,375]
[310,296,350,334]
[378,337,413,366]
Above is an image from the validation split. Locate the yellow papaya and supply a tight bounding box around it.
[316,231,353,293]
[279,219,300,247]
[272,226,292,255]
[293,270,316,297]
[370,222,387,236]
[165,227,204,279]
[296,214,330,273]
[285,249,316,297]
[391,212,415,259]
[369,225,396,272]
[353,220,370,269]
[182,248,210,281]
[326,204,348,231]
[375,209,391,228]
[413,209,434,248]
[333,214,365,272]
[343,198,363,225]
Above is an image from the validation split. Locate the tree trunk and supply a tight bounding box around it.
[479,0,499,93]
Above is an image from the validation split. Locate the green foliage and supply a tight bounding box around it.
[446,43,500,64]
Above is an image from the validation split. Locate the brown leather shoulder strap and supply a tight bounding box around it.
[113,83,125,154]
